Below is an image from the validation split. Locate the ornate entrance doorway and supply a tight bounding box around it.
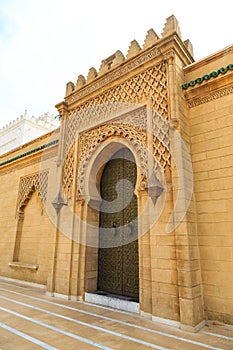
[98,148,139,299]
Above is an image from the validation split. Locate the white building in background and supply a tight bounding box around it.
[0,110,59,155]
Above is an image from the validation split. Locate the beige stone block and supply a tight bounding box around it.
[207,147,233,161]
[142,257,151,268]
[152,281,178,296]
[151,235,175,246]
[179,285,202,299]
[204,259,233,272]
[180,296,204,327]
[56,259,71,272]
[141,295,152,314]
[200,246,232,261]
[191,119,218,136]
[202,270,233,288]
[178,269,202,288]
[217,109,233,124]
[155,259,176,270]
[142,267,152,280]
[219,286,233,299]
[177,259,200,271]
[207,188,233,200]
[176,245,199,260]
[152,292,180,321]
[175,234,199,246]
[85,262,92,272]
[54,278,69,294]
[199,235,233,247]
[152,268,177,284]
[194,158,221,174]
[203,284,219,297]
[152,246,176,259]
[192,153,207,163]
[197,212,231,224]
[195,126,231,142]
[204,296,226,314]
[86,278,97,291]
[192,138,220,154]
[189,104,215,122]
[197,199,228,214]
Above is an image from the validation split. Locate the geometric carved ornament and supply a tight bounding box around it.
[16,170,49,215]
[62,61,169,196]
[77,108,148,194]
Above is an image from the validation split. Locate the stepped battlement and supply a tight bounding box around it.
[65,15,193,97]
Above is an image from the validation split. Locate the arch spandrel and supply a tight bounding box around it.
[63,104,171,203]
[79,138,145,205]
[16,170,49,216]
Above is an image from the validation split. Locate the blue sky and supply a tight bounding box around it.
[0,0,232,128]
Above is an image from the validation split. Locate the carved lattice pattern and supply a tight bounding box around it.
[152,111,170,169]
[78,121,147,193]
[63,62,169,194]
[16,170,49,213]
[79,108,147,161]
[62,144,75,196]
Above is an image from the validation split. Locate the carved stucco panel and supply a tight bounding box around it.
[78,125,147,195]
[16,170,49,214]
[62,61,169,195]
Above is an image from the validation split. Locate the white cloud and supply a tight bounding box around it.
[0,0,232,127]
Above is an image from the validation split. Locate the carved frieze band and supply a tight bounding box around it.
[16,170,49,214]
[187,86,233,108]
[65,47,162,104]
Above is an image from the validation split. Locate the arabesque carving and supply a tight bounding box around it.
[62,61,168,196]
[16,170,49,214]
[77,109,148,193]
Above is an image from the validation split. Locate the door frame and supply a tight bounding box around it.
[80,138,148,307]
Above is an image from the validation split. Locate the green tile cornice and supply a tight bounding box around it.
[182,64,233,90]
[0,139,59,167]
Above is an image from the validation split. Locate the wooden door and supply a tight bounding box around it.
[98,148,139,299]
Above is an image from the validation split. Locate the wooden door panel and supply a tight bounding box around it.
[98,148,139,299]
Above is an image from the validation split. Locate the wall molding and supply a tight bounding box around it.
[187,85,233,108]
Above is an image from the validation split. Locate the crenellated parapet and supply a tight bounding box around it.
[0,110,59,155]
[0,114,25,132]
[0,110,59,133]
[65,15,194,99]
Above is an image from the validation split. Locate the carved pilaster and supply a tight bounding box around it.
[163,49,176,62]
[55,101,69,121]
